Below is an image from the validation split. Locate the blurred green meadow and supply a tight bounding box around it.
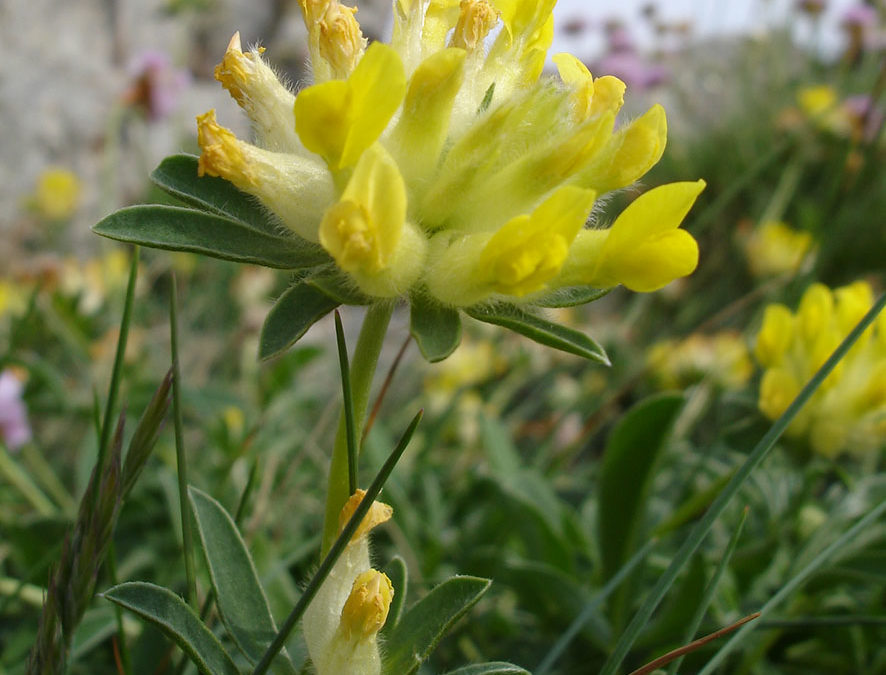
[2,1,886,674]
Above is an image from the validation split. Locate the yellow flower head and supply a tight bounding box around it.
[754,280,886,458]
[29,167,82,221]
[741,220,816,279]
[195,2,703,307]
[648,331,752,390]
[304,490,394,675]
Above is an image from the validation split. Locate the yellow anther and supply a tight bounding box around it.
[338,489,393,543]
[450,0,499,50]
[196,110,256,187]
[318,2,366,78]
[339,570,394,641]
[299,0,332,26]
[213,32,251,106]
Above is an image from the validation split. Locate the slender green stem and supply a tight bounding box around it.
[321,302,394,554]
[170,274,197,608]
[107,541,133,675]
[599,292,886,675]
[253,410,423,675]
[333,311,359,495]
[94,246,139,512]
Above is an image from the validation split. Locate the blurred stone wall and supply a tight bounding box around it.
[0,0,389,256]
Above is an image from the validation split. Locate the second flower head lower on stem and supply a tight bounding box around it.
[196,0,705,311]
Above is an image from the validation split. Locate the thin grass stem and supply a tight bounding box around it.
[170,273,197,608]
[667,507,750,675]
[321,302,394,554]
[334,311,358,495]
[599,292,886,675]
[93,246,139,512]
[699,497,886,673]
[535,539,658,675]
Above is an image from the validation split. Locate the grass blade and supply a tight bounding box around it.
[599,291,886,675]
[170,274,197,609]
[93,246,139,511]
[535,539,658,675]
[697,497,886,674]
[666,506,750,675]
[334,311,359,495]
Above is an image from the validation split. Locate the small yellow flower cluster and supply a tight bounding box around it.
[796,85,857,138]
[302,490,394,675]
[27,168,82,222]
[755,281,886,458]
[740,220,816,279]
[196,0,703,308]
[647,331,752,390]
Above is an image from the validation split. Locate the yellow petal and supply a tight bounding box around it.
[320,144,406,273]
[338,489,393,542]
[421,0,463,52]
[797,283,833,343]
[759,367,801,421]
[591,180,705,291]
[339,570,394,641]
[583,104,667,192]
[754,303,794,367]
[295,43,406,170]
[390,48,466,184]
[553,52,594,119]
[479,186,596,296]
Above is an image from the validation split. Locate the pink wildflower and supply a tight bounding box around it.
[0,369,32,451]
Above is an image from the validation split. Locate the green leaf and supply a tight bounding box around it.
[150,154,279,233]
[383,576,491,675]
[93,205,329,269]
[533,286,610,308]
[102,582,240,675]
[466,304,609,364]
[598,393,684,581]
[443,663,530,675]
[259,282,340,360]
[307,272,372,305]
[383,556,409,632]
[188,487,296,673]
[410,296,462,362]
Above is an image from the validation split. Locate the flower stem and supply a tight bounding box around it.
[321,302,394,554]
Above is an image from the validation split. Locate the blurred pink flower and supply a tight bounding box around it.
[122,49,190,121]
[605,23,636,53]
[595,51,669,90]
[0,369,31,451]
[841,4,879,29]
[594,21,668,91]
